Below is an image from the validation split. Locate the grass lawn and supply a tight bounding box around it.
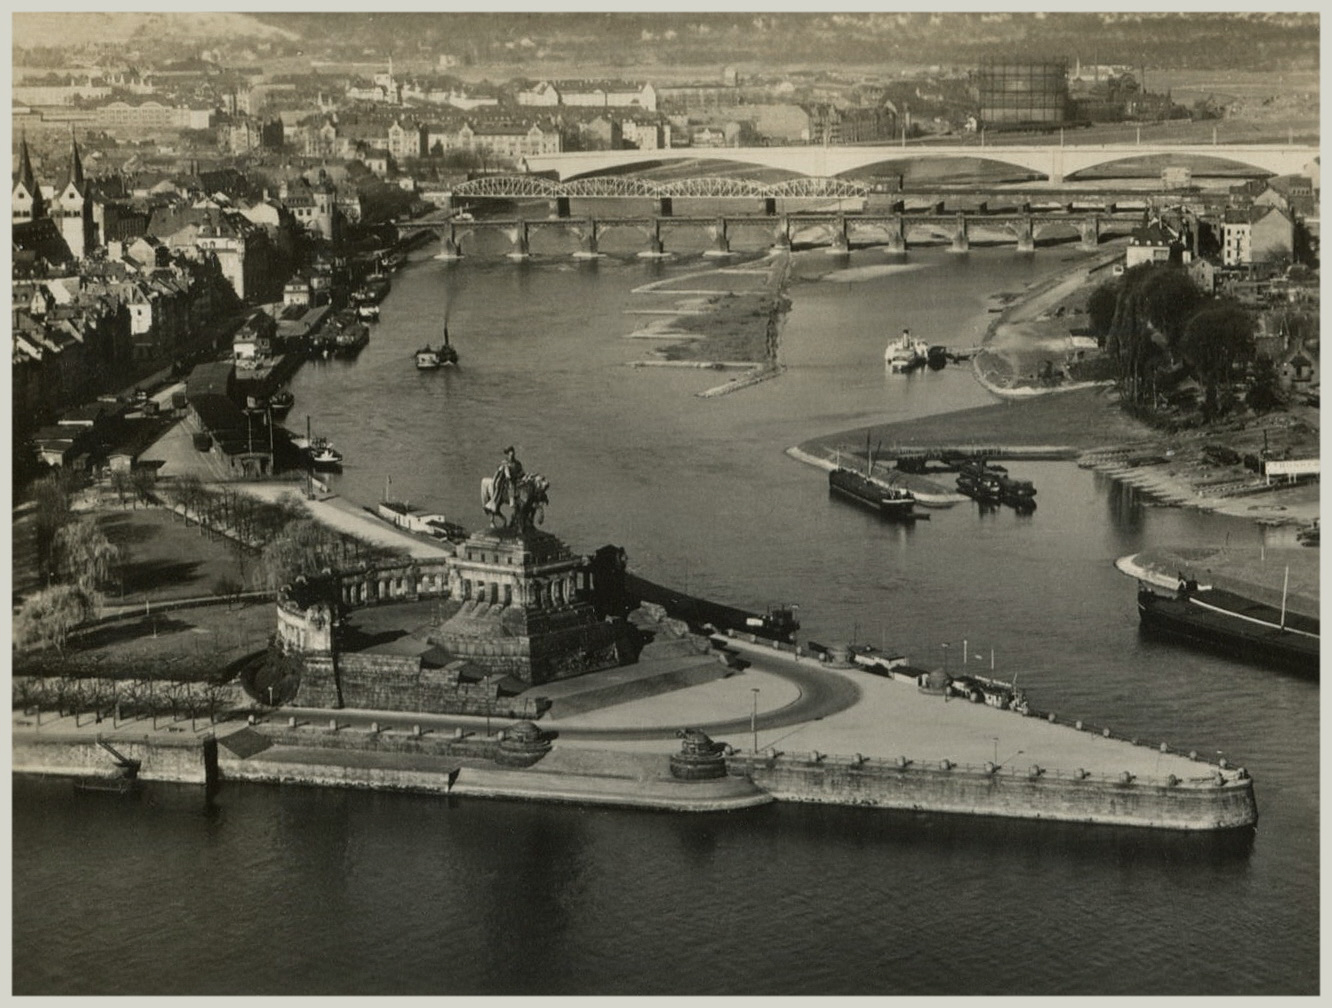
[14,600,274,682]
[98,506,254,606]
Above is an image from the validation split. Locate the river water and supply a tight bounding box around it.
[13,228,1318,995]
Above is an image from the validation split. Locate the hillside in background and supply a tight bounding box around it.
[13,12,1319,75]
[252,12,1318,72]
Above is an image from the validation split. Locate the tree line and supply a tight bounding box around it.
[15,473,407,659]
[161,477,408,593]
[1087,263,1280,424]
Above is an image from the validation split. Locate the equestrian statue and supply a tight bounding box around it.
[481,445,550,532]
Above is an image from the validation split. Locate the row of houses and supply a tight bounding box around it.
[13,251,238,433]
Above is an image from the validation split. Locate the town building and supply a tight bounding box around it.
[1125,220,1192,268]
[518,80,657,112]
[1221,205,1296,267]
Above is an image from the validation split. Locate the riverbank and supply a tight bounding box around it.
[12,627,1257,831]
[791,246,1319,530]
[625,251,791,368]
[1114,545,1318,620]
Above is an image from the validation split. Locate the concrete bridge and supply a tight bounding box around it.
[418,210,1141,258]
[525,142,1318,184]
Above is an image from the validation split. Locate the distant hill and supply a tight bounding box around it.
[13,12,298,49]
[249,12,1319,73]
[11,12,1317,75]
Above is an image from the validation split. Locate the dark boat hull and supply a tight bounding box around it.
[1137,587,1319,675]
[828,468,919,521]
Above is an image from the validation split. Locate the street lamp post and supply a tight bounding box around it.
[751,688,760,754]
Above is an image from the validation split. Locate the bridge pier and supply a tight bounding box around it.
[639,220,669,258]
[932,200,946,215]
[506,222,531,260]
[1015,215,1035,253]
[950,213,969,253]
[1079,215,1100,250]
[828,215,850,255]
[704,217,734,258]
[659,197,673,218]
[764,197,777,216]
[885,215,906,253]
[555,196,571,218]
[572,218,601,259]
[436,225,463,260]
[773,217,791,250]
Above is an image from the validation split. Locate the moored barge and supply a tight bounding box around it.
[1136,582,1319,675]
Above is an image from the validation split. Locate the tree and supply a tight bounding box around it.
[1179,303,1256,420]
[109,469,133,507]
[1246,357,1285,414]
[1140,268,1204,351]
[14,585,94,656]
[169,474,206,526]
[53,518,121,598]
[1086,281,1119,339]
[130,467,157,507]
[32,473,73,581]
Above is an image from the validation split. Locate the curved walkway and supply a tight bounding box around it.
[281,643,862,744]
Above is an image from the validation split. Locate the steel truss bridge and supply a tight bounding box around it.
[450,174,873,199]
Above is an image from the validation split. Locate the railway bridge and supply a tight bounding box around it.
[404,210,1141,259]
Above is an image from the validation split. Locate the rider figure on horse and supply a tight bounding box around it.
[493,446,523,508]
[484,445,525,521]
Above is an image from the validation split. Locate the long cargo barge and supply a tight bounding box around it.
[829,466,923,521]
[1136,584,1319,675]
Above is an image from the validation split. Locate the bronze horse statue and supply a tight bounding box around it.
[481,472,550,532]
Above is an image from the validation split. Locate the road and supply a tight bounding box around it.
[279,645,861,743]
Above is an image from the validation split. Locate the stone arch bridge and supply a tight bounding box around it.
[524,143,1317,185]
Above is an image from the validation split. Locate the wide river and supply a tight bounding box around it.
[13,222,1318,995]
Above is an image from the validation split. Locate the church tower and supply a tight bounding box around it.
[51,134,96,259]
[12,134,46,223]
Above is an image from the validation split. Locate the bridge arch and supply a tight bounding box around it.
[528,144,1316,185]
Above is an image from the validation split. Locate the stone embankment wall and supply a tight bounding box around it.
[13,733,211,784]
[726,753,1257,831]
[297,651,547,718]
[254,724,502,761]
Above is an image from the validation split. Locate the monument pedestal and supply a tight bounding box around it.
[432,526,634,685]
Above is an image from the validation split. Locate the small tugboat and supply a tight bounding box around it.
[829,439,923,522]
[885,328,929,373]
[956,459,1004,504]
[927,345,949,370]
[293,418,343,470]
[307,438,344,471]
[997,473,1038,512]
[418,327,459,369]
[268,389,294,419]
[329,312,370,357]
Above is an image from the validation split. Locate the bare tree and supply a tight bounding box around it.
[130,466,157,507]
[109,469,133,508]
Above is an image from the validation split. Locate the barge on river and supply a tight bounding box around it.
[829,438,923,522]
[1136,582,1319,675]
